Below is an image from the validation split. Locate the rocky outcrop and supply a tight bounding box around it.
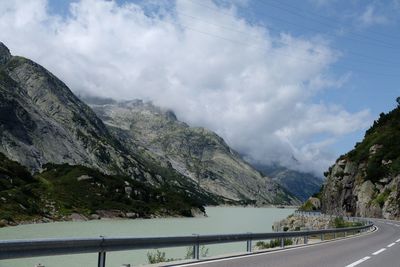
[321,104,400,219]
[274,214,333,232]
[89,100,299,205]
[322,155,400,219]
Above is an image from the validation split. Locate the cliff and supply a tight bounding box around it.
[321,103,400,219]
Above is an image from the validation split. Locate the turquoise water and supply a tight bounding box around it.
[0,207,294,267]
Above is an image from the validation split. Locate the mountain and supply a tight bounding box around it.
[321,103,400,219]
[0,41,298,224]
[0,42,225,223]
[0,42,131,175]
[255,164,323,202]
[89,99,299,205]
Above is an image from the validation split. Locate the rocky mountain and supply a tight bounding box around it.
[89,99,299,205]
[321,102,400,219]
[255,164,323,202]
[0,42,131,175]
[0,42,224,222]
[0,41,298,224]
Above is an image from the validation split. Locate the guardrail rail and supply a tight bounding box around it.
[0,215,374,267]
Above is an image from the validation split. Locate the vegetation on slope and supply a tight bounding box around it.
[0,153,212,227]
[320,99,400,218]
[346,103,400,182]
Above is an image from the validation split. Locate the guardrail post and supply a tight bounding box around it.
[192,234,200,260]
[344,231,347,237]
[246,239,252,252]
[98,251,106,267]
[320,234,324,241]
[193,243,200,260]
[333,233,337,239]
[280,238,284,248]
[304,236,308,244]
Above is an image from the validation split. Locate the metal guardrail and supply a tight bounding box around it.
[0,217,373,267]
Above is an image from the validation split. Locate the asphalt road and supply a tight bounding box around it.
[173,219,400,267]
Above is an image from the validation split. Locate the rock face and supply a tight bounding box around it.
[0,42,136,175]
[90,100,299,205]
[274,214,333,232]
[255,164,324,201]
[321,105,400,219]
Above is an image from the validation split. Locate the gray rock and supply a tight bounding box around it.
[90,100,299,205]
[77,175,93,181]
[0,42,11,65]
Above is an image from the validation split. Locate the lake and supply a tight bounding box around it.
[0,207,295,267]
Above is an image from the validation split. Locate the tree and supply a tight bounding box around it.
[397,96,400,106]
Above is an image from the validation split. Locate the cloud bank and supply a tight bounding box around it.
[0,0,370,175]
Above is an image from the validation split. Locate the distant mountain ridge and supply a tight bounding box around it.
[254,164,323,202]
[89,99,300,205]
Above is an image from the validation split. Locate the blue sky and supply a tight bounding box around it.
[1,0,399,175]
[46,0,400,151]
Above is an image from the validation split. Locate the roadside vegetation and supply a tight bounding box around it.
[147,246,209,264]
[255,239,293,249]
[333,217,363,228]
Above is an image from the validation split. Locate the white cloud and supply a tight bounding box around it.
[358,5,388,26]
[0,0,370,176]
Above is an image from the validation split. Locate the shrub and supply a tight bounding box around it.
[255,239,293,249]
[147,250,175,264]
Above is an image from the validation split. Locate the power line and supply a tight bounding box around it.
[182,0,399,68]
[176,10,399,68]
[266,0,400,42]
[160,18,399,77]
[255,0,400,49]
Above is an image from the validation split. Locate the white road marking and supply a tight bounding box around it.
[174,224,378,267]
[387,243,396,247]
[396,238,400,242]
[372,248,386,255]
[345,256,371,267]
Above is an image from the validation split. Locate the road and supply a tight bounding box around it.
[173,219,400,267]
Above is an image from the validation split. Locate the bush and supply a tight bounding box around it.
[334,217,346,228]
[374,189,390,208]
[147,250,175,264]
[255,239,293,249]
[334,216,363,228]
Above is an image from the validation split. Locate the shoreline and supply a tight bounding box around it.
[0,206,297,229]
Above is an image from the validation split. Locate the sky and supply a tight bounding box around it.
[0,0,399,176]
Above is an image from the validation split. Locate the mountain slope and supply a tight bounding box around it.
[321,103,400,219]
[255,164,323,202]
[0,42,223,220]
[0,42,131,174]
[89,99,299,205]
